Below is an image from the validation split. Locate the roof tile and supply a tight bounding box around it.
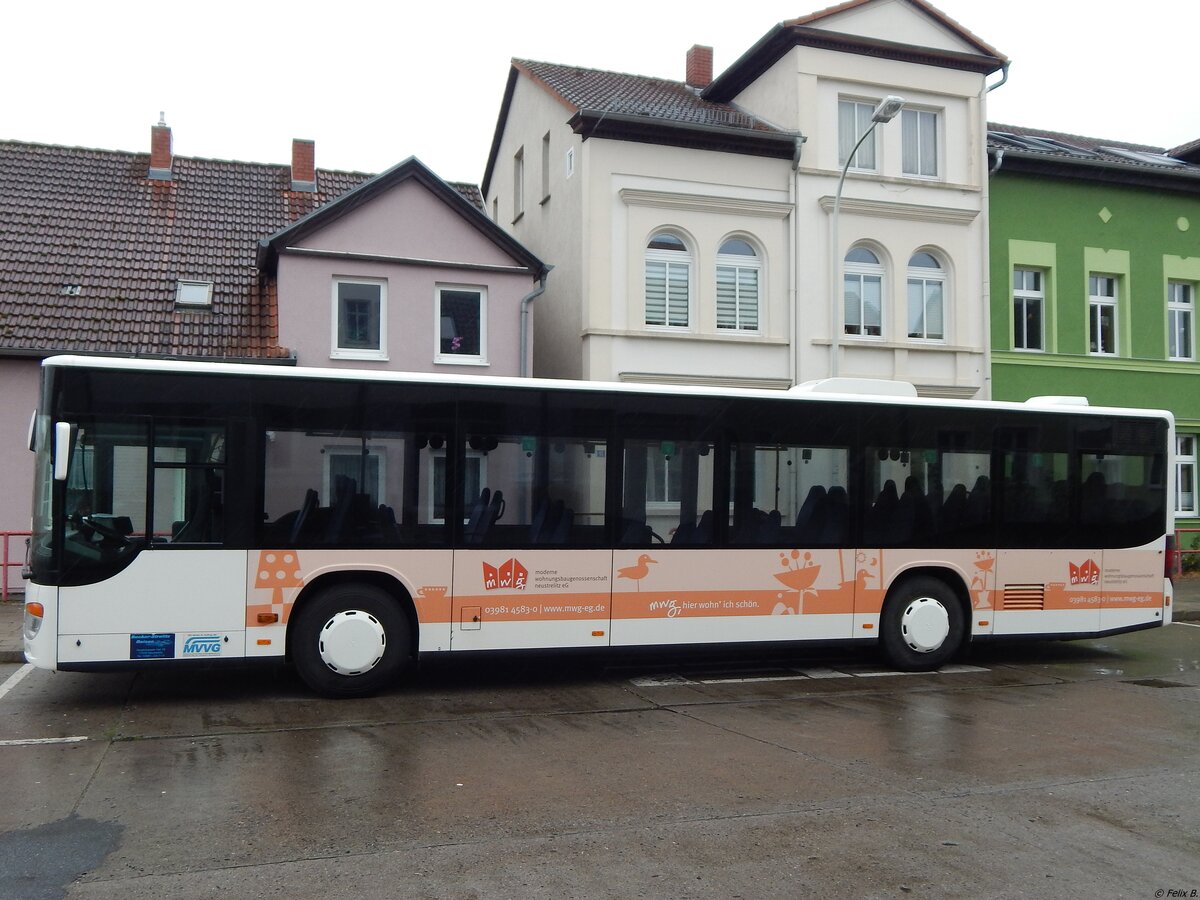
[515,59,784,135]
[0,141,484,359]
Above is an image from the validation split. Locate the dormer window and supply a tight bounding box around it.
[176,280,213,308]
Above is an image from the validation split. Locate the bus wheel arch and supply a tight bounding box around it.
[288,572,416,697]
[879,569,969,671]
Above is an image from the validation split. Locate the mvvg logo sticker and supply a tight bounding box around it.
[1068,559,1100,586]
[182,634,223,656]
[483,558,528,591]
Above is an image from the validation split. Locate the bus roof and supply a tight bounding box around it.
[39,354,1174,425]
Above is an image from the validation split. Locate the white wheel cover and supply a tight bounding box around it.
[900,596,950,653]
[317,610,386,675]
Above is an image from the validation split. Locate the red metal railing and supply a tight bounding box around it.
[1173,527,1200,577]
[2,532,30,602]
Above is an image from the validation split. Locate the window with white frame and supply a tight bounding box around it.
[1177,435,1196,516]
[436,285,486,364]
[1168,280,1194,361]
[906,252,944,340]
[838,99,877,171]
[901,108,939,177]
[1013,267,1045,351]
[1088,274,1118,355]
[716,238,760,331]
[843,246,883,337]
[332,278,386,360]
[541,132,551,202]
[645,232,691,328]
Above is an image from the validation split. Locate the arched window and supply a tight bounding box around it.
[907,251,945,340]
[716,238,760,331]
[843,246,883,337]
[645,232,691,328]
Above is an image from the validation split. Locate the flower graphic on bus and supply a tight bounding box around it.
[483,558,528,591]
[773,550,820,614]
[1069,558,1100,586]
[970,550,995,609]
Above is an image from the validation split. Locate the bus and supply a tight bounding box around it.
[23,355,1174,697]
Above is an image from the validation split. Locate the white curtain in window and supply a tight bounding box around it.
[646,260,689,327]
[838,100,875,169]
[902,109,938,176]
[716,265,759,330]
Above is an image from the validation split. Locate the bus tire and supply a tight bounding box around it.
[291,583,410,698]
[879,575,965,671]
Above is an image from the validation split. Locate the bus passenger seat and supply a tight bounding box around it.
[795,486,827,544]
[551,508,574,544]
[289,489,318,544]
[820,487,849,544]
[464,488,491,543]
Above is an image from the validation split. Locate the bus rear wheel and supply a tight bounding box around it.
[879,576,965,671]
[291,583,410,698]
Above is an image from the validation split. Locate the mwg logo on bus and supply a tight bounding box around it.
[483,559,528,591]
[1069,559,1101,586]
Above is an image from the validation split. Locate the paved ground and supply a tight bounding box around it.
[3,577,1198,663]
[1,611,1198,898]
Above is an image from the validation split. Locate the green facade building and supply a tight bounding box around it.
[987,126,1200,530]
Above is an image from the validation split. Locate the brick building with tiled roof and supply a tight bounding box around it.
[0,133,487,361]
[0,123,543,571]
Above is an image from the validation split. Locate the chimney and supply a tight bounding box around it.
[149,112,173,181]
[686,45,713,89]
[291,138,316,192]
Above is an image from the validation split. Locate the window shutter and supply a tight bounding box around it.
[667,262,689,327]
[716,265,737,328]
[645,261,667,326]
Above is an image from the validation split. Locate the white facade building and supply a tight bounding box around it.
[482,0,1007,397]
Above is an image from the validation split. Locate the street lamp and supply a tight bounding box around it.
[829,94,904,378]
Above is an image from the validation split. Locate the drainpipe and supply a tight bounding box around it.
[790,133,807,386]
[986,61,1011,94]
[519,266,553,378]
[979,63,1009,400]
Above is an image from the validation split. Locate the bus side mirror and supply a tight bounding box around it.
[53,421,73,482]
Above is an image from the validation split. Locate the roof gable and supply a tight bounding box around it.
[260,156,544,276]
[704,0,1006,103]
[788,0,1003,59]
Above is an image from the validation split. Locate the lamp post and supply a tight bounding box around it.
[829,95,904,378]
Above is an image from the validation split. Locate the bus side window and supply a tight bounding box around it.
[262,428,443,548]
[727,443,848,546]
[621,439,715,547]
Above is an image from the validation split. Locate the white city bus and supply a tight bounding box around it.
[24,355,1174,696]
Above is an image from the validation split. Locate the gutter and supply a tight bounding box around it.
[519,266,553,378]
[0,347,298,365]
[986,61,1011,93]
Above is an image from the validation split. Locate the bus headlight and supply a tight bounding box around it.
[23,602,44,640]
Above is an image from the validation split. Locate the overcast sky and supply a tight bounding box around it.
[5,0,1196,184]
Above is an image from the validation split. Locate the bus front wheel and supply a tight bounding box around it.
[291,583,410,697]
[879,576,965,671]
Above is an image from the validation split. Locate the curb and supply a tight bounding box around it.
[0,650,24,664]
